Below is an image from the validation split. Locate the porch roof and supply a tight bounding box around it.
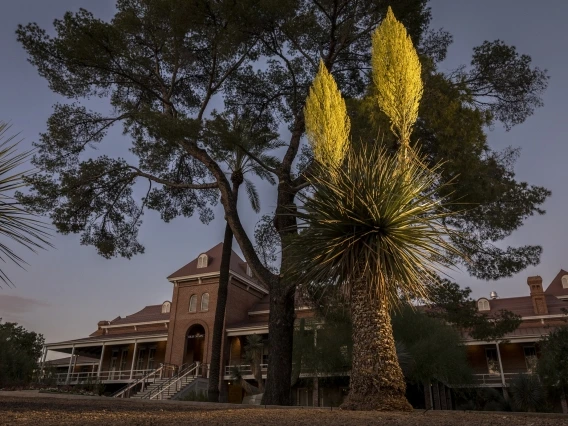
[462,326,555,345]
[46,329,168,351]
[46,355,99,366]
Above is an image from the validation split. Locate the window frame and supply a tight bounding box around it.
[478,298,490,311]
[189,294,198,312]
[201,293,210,311]
[197,254,208,268]
[161,301,171,314]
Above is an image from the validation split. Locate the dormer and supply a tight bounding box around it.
[161,301,171,314]
[477,298,490,311]
[246,264,253,278]
[197,253,208,268]
[562,275,568,289]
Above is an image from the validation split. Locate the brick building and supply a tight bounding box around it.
[42,244,568,406]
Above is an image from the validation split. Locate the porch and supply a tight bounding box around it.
[41,332,169,384]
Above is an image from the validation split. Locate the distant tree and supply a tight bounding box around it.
[0,123,51,286]
[0,320,45,386]
[425,279,521,341]
[537,326,568,412]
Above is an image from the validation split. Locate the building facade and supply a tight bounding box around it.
[42,244,568,406]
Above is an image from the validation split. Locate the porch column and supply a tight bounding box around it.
[129,340,138,380]
[66,345,75,384]
[39,346,48,382]
[97,342,105,379]
[495,342,506,386]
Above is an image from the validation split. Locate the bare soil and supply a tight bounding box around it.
[1,393,567,425]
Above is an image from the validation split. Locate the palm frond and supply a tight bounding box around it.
[244,178,261,213]
[0,123,52,287]
[291,144,463,309]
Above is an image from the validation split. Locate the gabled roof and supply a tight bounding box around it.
[167,242,255,281]
[544,269,568,297]
[485,294,568,317]
[96,304,170,330]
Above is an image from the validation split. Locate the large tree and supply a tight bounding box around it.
[0,320,45,386]
[17,0,548,404]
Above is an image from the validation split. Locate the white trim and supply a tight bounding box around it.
[169,270,269,295]
[248,310,269,316]
[101,320,169,329]
[520,314,568,320]
[556,295,568,300]
[464,336,543,345]
[226,325,269,337]
[46,334,168,350]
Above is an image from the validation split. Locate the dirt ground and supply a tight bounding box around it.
[1,393,567,426]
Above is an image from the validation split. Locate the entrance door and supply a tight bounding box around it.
[185,324,206,365]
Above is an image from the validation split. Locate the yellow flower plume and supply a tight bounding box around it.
[372,6,423,164]
[304,60,351,169]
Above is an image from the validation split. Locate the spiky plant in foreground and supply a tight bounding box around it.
[293,146,460,411]
[0,122,51,286]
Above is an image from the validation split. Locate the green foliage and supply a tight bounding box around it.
[392,305,472,386]
[425,280,521,341]
[537,326,568,395]
[508,373,547,412]
[293,145,461,308]
[0,320,45,386]
[456,387,509,412]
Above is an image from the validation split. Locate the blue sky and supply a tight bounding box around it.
[0,0,566,347]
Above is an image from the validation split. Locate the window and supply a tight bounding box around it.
[197,254,208,268]
[524,346,537,372]
[246,264,253,277]
[478,298,490,311]
[562,275,568,289]
[201,293,210,311]
[147,348,156,370]
[189,294,197,312]
[120,349,129,371]
[161,301,171,314]
[485,348,500,375]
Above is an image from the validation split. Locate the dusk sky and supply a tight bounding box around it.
[0,0,566,351]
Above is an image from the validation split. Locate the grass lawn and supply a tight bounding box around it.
[0,393,566,425]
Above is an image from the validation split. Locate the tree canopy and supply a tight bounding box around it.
[0,320,45,386]
[16,0,549,404]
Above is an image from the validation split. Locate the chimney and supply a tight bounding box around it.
[527,276,548,315]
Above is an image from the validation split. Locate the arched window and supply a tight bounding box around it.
[478,298,490,311]
[189,295,197,312]
[246,264,253,277]
[562,275,568,289]
[161,301,171,314]
[197,254,208,268]
[201,293,210,311]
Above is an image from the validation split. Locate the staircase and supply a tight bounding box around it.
[131,374,196,399]
[133,362,201,400]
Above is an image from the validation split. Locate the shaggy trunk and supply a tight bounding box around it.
[341,278,412,411]
[261,281,295,405]
[208,178,241,402]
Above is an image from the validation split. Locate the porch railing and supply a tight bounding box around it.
[140,362,200,400]
[55,369,161,384]
[112,363,177,398]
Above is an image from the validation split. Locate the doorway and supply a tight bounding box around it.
[185,324,206,365]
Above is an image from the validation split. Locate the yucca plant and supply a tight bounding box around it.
[0,122,51,286]
[292,145,460,411]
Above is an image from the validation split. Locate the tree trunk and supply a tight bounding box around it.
[423,381,433,410]
[341,279,412,411]
[432,381,441,410]
[261,281,295,406]
[208,180,240,402]
[262,184,298,405]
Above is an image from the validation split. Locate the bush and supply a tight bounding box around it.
[508,374,547,412]
[182,390,208,401]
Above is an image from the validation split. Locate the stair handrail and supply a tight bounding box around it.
[112,363,166,398]
[143,361,200,400]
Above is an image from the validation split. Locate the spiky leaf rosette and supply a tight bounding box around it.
[293,146,461,308]
[372,7,423,163]
[304,60,351,169]
[0,122,52,286]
